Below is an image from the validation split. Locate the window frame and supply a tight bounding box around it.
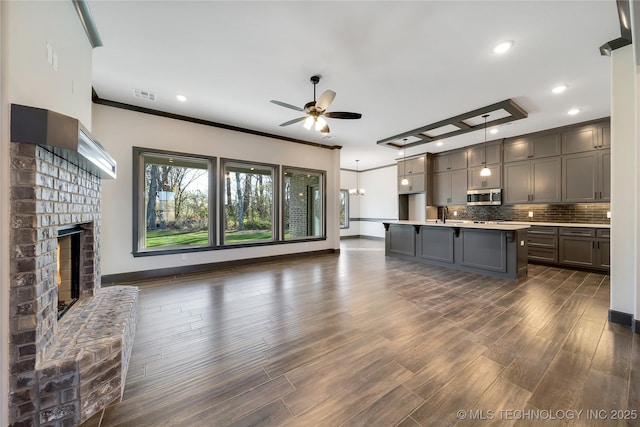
[219,158,280,247]
[340,189,350,229]
[281,166,327,241]
[132,147,217,257]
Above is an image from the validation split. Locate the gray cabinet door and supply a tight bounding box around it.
[433,155,450,173]
[562,125,597,154]
[599,150,611,201]
[398,173,425,195]
[504,139,530,163]
[504,161,531,204]
[531,157,561,203]
[408,157,426,174]
[531,133,561,158]
[468,142,501,166]
[449,150,468,170]
[432,171,450,205]
[468,165,501,190]
[562,152,598,202]
[559,236,595,267]
[388,224,416,256]
[418,226,454,263]
[599,124,610,149]
[451,169,468,205]
[597,239,610,269]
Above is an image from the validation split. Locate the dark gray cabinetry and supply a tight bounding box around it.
[562,150,610,202]
[468,165,501,189]
[384,223,529,280]
[557,227,609,271]
[433,169,467,205]
[527,226,558,263]
[418,227,454,263]
[503,133,561,163]
[504,157,561,204]
[467,141,501,167]
[433,150,467,172]
[398,155,428,195]
[562,123,610,154]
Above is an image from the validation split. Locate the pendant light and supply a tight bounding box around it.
[480,114,492,177]
[401,139,409,186]
[349,160,365,195]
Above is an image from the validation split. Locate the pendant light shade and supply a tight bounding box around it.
[401,139,409,186]
[480,114,492,177]
[349,160,365,196]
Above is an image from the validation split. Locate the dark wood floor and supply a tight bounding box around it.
[83,238,638,427]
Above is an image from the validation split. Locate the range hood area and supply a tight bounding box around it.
[10,103,117,179]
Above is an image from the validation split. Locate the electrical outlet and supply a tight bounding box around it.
[46,43,53,64]
[453,211,458,217]
[520,240,525,246]
[52,52,58,71]
[528,211,533,218]
[181,254,187,261]
[607,211,611,219]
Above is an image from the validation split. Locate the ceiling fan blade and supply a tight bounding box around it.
[279,116,307,127]
[324,111,362,119]
[315,90,336,111]
[271,100,303,112]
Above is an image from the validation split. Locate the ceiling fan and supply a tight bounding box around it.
[271,75,362,134]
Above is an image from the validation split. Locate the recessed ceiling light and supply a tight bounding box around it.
[552,85,568,94]
[493,40,514,54]
[490,129,499,134]
[176,94,188,102]
[568,108,581,116]
[398,150,404,156]
[436,142,444,147]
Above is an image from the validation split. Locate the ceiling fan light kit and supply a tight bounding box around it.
[271,75,362,135]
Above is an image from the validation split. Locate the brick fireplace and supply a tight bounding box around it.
[9,105,137,426]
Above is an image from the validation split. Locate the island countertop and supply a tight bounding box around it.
[383,220,530,231]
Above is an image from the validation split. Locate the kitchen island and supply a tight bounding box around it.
[383,220,530,280]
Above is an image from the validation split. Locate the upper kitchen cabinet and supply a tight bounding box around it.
[433,169,467,206]
[561,121,610,154]
[433,150,467,172]
[468,165,501,190]
[503,132,561,163]
[397,155,430,195]
[504,157,561,204]
[467,141,502,167]
[562,149,610,202]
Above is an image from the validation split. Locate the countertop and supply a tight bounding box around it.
[384,220,530,231]
[501,221,610,229]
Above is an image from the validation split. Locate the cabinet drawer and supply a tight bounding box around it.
[559,227,595,237]
[528,248,558,263]
[528,235,558,248]
[528,226,558,235]
[596,229,610,238]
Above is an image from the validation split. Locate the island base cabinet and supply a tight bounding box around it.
[384,223,528,280]
[418,227,454,263]
[387,224,416,257]
[460,229,506,272]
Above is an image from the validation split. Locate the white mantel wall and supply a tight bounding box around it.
[93,104,341,277]
[1,2,94,422]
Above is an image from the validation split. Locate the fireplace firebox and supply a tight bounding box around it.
[57,226,82,318]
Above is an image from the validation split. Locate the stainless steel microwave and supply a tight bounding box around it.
[467,188,502,206]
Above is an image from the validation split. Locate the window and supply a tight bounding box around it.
[283,168,325,240]
[133,148,214,254]
[340,189,349,229]
[222,160,276,244]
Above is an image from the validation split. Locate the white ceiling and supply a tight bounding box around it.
[88,0,621,170]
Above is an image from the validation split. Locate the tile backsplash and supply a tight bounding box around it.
[443,203,611,224]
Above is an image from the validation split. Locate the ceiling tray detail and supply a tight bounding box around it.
[377,98,527,150]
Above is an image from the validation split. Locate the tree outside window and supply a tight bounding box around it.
[340,189,349,229]
[134,149,213,254]
[223,161,275,244]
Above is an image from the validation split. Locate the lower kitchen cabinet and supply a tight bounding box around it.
[527,225,609,272]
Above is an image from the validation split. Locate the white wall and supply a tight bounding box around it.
[1,2,93,422]
[93,104,341,276]
[610,45,637,317]
[358,165,398,238]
